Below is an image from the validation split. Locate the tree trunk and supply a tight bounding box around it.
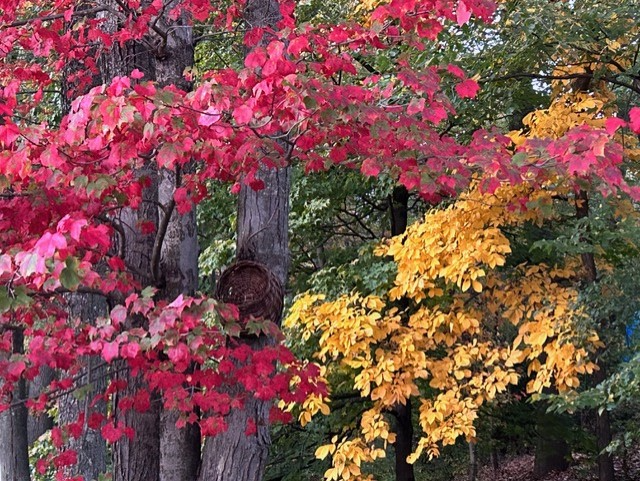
[575,190,615,481]
[157,165,201,481]
[199,165,290,481]
[533,409,570,478]
[389,185,415,481]
[153,6,201,481]
[393,401,415,481]
[0,329,31,481]
[56,8,114,472]
[59,294,109,481]
[113,162,162,481]
[389,186,409,237]
[27,367,54,445]
[469,441,478,481]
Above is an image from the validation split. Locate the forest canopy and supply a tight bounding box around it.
[0,1,639,481]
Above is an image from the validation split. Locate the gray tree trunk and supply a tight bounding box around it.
[59,294,109,481]
[198,0,290,464]
[468,441,478,481]
[113,162,161,481]
[0,329,31,481]
[97,6,161,478]
[154,7,201,481]
[27,367,54,445]
[199,165,290,481]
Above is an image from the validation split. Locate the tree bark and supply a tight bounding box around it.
[199,165,290,481]
[113,162,162,481]
[157,164,201,481]
[0,329,31,481]
[575,190,615,481]
[59,294,109,481]
[393,401,415,481]
[199,6,289,475]
[389,185,415,481]
[153,7,201,481]
[26,367,54,445]
[92,5,162,481]
[469,441,478,481]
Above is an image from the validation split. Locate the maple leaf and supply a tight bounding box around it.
[233,105,253,124]
[53,450,78,468]
[629,106,640,133]
[455,79,480,98]
[101,341,119,363]
[101,422,125,444]
[157,143,180,168]
[198,107,221,126]
[361,158,382,177]
[456,1,472,25]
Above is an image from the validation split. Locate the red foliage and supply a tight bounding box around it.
[0,0,638,478]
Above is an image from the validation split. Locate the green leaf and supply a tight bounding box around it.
[60,256,81,290]
[0,287,12,312]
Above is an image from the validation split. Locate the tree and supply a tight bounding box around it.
[0,1,639,481]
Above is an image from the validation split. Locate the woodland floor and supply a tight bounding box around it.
[462,450,640,481]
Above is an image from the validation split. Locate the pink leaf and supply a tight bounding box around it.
[102,341,119,363]
[361,158,382,177]
[605,117,626,135]
[629,107,640,133]
[455,79,480,98]
[198,107,221,127]
[233,105,253,124]
[456,0,472,26]
[110,305,127,326]
[35,232,67,258]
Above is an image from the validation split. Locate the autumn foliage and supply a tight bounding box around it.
[0,0,639,480]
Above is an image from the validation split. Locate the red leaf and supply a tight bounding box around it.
[605,117,626,135]
[101,422,124,443]
[232,105,253,124]
[629,107,640,133]
[456,0,472,25]
[361,158,382,177]
[101,341,119,363]
[455,79,480,98]
[447,64,466,79]
[53,450,77,468]
[174,187,193,214]
[57,215,87,242]
[36,459,49,475]
[287,36,309,57]
[568,152,596,174]
[245,418,257,436]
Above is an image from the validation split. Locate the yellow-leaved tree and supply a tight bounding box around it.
[285,183,600,481]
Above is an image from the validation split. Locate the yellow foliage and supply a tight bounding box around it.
[286,183,600,480]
